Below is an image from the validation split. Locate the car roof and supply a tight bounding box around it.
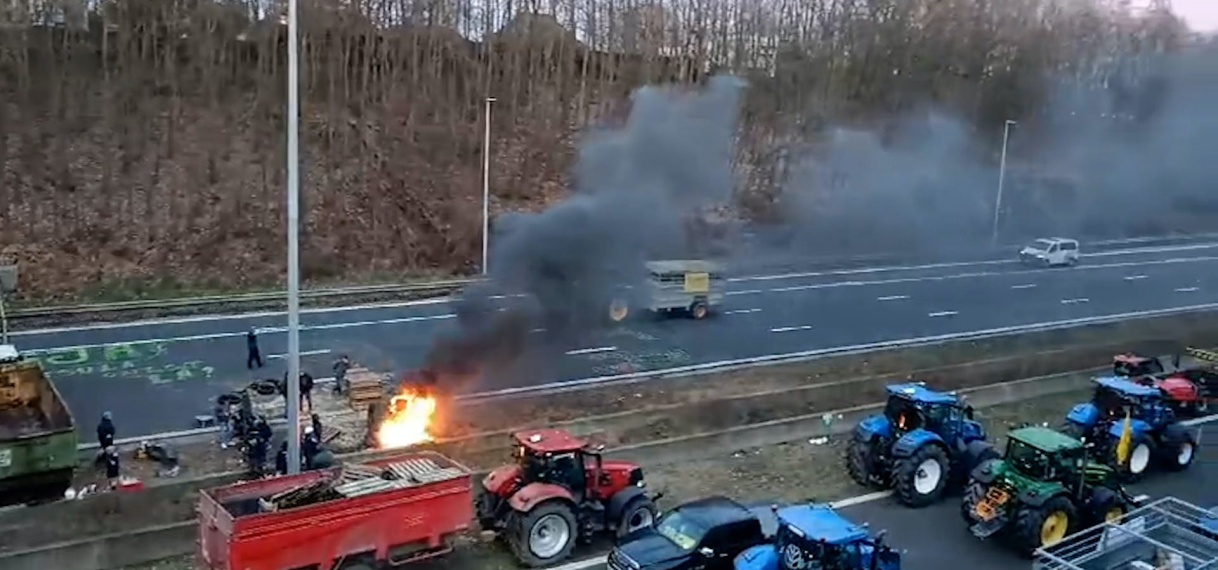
[886,382,958,404]
[1009,426,1082,453]
[777,504,868,546]
[674,496,757,527]
[1094,376,1162,398]
[512,428,587,453]
[645,260,723,275]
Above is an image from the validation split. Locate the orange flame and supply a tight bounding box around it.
[376,387,438,449]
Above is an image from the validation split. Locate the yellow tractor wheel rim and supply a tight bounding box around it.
[609,301,629,322]
[1040,511,1070,545]
[1105,507,1125,523]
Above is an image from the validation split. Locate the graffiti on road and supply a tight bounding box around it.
[27,341,215,385]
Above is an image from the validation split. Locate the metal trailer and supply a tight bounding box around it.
[1034,497,1218,570]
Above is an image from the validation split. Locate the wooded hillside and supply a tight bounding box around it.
[0,0,1190,301]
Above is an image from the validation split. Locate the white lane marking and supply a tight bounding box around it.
[927,311,958,317]
[725,289,765,296]
[14,241,1218,338]
[1176,287,1200,293]
[876,295,909,301]
[19,254,1218,353]
[758,255,1218,295]
[1061,298,1090,304]
[11,297,454,337]
[1124,275,1149,281]
[725,308,762,315]
[771,325,814,333]
[732,241,1218,283]
[565,346,617,356]
[19,313,456,355]
[1010,284,1037,289]
[267,349,331,359]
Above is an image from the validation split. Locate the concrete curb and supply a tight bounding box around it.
[0,369,1105,570]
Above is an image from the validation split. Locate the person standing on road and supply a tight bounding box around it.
[299,371,315,412]
[97,412,115,449]
[332,355,351,396]
[246,327,264,369]
[103,446,121,488]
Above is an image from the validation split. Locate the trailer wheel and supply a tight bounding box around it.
[688,301,709,320]
[507,501,578,568]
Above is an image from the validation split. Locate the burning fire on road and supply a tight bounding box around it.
[375,386,438,449]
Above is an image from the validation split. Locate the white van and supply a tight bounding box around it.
[1019,237,1080,266]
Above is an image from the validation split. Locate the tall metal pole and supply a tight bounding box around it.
[285,0,302,475]
[481,97,495,275]
[992,119,1016,247]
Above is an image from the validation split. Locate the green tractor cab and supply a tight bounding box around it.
[960,426,1142,557]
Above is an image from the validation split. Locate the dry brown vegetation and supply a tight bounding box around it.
[0,0,1189,302]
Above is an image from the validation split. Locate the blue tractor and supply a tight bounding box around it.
[1062,376,1196,481]
[734,504,900,570]
[845,382,996,507]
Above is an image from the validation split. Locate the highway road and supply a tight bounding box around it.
[574,422,1218,570]
[10,242,1218,439]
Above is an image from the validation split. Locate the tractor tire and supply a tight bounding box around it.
[894,444,950,508]
[960,481,986,525]
[962,441,1001,477]
[1159,425,1197,472]
[1010,495,1078,558]
[506,501,578,568]
[616,497,658,538]
[1117,435,1156,482]
[845,436,879,488]
[1085,487,1130,527]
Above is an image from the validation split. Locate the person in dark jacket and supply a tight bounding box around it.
[103,446,121,488]
[332,355,351,395]
[299,371,314,412]
[311,413,323,440]
[275,441,289,475]
[246,328,263,369]
[302,426,321,470]
[97,412,116,449]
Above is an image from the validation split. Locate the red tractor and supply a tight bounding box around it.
[476,428,659,567]
[1112,348,1218,416]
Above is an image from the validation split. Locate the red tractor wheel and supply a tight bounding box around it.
[506,501,578,568]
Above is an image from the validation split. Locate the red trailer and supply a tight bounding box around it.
[197,450,473,570]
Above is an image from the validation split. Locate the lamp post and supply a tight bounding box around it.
[481,96,495,275]
[992,119,1017,247]
[285,0,302,474]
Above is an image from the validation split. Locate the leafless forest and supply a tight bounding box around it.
[0,0,1192,301]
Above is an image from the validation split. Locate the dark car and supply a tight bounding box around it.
[608,496,768,570]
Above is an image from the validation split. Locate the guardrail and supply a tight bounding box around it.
[9,232,1216,320]
[6,279,477,318]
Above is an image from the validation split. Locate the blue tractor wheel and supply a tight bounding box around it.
[894,444,950,508]
[846,436,881,488]
[1116,434,1156,482]
[1158,424,1197,472]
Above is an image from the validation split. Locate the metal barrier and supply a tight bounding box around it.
[1035,492,1218,570]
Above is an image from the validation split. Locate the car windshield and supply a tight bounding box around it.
[1028,239,1054,251]
[1006,439,1050,477]
[654,510,709,551]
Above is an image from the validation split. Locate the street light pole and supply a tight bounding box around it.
[992,119,1016,247]
[285,0,302,474]
[481,96,495,275]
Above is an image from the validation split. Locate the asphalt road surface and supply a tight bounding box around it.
[11,241,1218,439]
[578,422,1218,570]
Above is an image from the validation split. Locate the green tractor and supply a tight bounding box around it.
[960,426,1143,557]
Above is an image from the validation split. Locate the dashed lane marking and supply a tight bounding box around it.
[927,311,958,317]
[770,325,814,333]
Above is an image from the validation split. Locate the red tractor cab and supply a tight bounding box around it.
[1112,350,1218,416]
[476,428,658,567]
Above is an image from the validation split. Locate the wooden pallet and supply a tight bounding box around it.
[346,368,385,411]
